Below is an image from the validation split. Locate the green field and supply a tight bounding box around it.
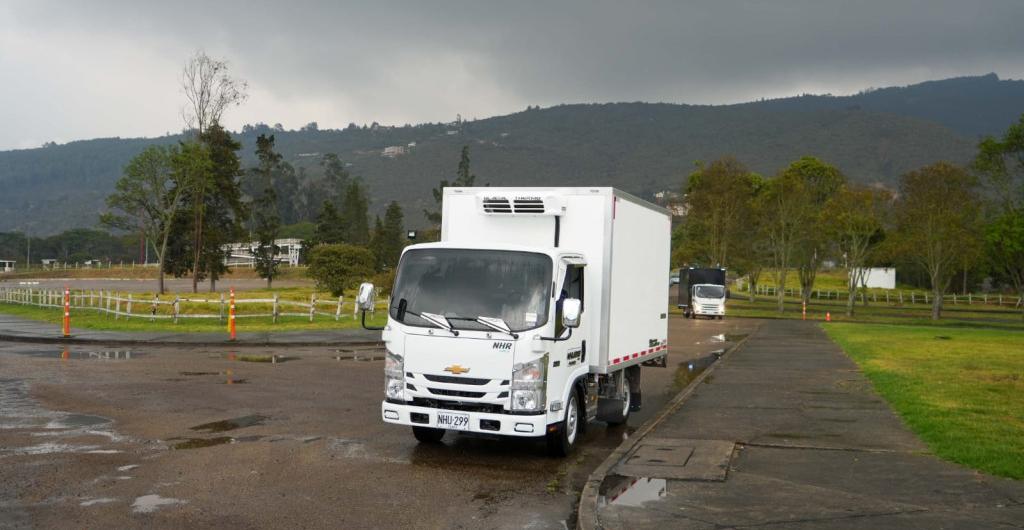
[715,295,1024,331]
[824,323,1024,479]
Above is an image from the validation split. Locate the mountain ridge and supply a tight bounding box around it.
[2,73,1021,235]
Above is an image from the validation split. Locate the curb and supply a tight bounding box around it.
[575,327,759,530]
[0,333,383,349]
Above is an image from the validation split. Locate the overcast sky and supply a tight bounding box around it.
[1,0,1022,150]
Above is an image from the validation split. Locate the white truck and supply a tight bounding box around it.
[357,187,670,455]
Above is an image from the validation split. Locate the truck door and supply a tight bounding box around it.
[551,258,588,416]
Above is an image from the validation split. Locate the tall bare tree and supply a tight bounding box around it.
[181,51,248,136]
[827,185,891,316]
[180,51,247,291]
[101,145,186,294]
[893,162,982,320]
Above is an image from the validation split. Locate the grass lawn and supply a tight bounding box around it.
[0,299,388,333]
[715,296,1024,331]
[824,323,1024,479]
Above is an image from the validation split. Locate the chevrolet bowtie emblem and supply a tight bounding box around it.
[444,364,470,375]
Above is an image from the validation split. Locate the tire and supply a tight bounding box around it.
[605,378,631,426]
[412,426,445,443]
[547,390,581,457]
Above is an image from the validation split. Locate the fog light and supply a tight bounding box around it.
[383,410,399,420]
[514,423,534,433]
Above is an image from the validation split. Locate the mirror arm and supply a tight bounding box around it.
[360,310,385,331]
[540,327,572,342]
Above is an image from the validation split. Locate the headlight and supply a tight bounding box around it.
[384,351,405,400]
[511,355,547,411]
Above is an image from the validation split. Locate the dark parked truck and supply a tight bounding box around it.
[677,267,727,319]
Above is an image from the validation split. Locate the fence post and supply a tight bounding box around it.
[115,293,121,320]
[335,296,342,321]
[228,288,236,341]
[63,286,71,338]
[968,293,972,305]
[273,294,279,324]
[309,293,316,322]
[219,293,225,324]
[999,294,1002,306]
[911,292,915,304]
[126,294,133,320]
[151,295,158,322]
[173,297,180,324]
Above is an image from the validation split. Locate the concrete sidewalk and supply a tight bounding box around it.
[0,313,381,347]
[586,320,1024,529]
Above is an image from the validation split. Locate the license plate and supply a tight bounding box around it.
[436,411,470,431]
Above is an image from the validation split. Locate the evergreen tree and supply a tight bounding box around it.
[252,181,281,288]
[425,145,478,237]
[369,215,386,270]
[380,201,405,269]
[340,180,370,245]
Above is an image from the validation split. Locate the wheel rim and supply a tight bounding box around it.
[566,395,578,444]
[622,379,631,417]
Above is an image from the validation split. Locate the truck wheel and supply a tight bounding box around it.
[412,426,445,443]
[605,378,631,426]
[547,391,580,457]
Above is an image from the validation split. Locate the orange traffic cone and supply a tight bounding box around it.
[825,311,831,322]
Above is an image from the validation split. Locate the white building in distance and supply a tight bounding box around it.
[222,238,303,267]
[850,267,896,289]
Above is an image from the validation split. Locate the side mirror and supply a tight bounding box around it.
[562,298,582,328]
[356,282,375,311]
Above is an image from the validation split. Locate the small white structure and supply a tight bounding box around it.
[851,267,896,289]
[41,258,58,269]
[381,145,407,158]
[222,238,303,267]
[0,260,14,273]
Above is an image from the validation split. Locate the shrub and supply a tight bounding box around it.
[307,244,375,296]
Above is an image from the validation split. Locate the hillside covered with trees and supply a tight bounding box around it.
[2,74,1023,236]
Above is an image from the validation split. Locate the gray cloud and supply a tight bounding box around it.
[1,0,1022,149]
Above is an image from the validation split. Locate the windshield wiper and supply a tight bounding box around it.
[418,311,459,336]
[395,299,459,336]
[473,316,519,339]
[446,316,519,339]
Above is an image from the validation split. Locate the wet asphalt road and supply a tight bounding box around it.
[0,316,758,529]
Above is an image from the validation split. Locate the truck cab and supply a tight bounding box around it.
[359,188,670,455]
[690,283,726,319]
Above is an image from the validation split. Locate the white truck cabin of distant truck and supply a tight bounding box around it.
[691,284,726,318]
[356,187,671,456]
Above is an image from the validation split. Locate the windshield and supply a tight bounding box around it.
[694,285,725,299]
[390,248,552,332]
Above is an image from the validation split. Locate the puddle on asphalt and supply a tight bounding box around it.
[190,414,267,433]
[598,475,667,507]
[131,494,187,513]
[228,354,296,363]
[170,436,234,450]
[81,497,118,507]
[5,348,140,360]
[672,352,721,390]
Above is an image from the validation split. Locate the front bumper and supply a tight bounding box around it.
[381,401,549,438]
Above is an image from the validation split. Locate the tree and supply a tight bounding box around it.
[826,185,891,316]
[307,244,376,297]
[786,157,845,306]
[312,201,345,246]
[974,113,1024,314]
[340,180,370,245]
[252,183,281,288]
[181,50,248,136]
[424,145,477,236]
[162,141,212,287]
[759,166,811,313]
[680,157,759,267]
[197,124,246,292]
[320,153,350,206]
[101,145,185,294]
[379,201,405,269]
[893,162,982,320]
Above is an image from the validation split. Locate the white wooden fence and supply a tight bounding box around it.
[0,287,387,323]
[749,284,1023,308]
